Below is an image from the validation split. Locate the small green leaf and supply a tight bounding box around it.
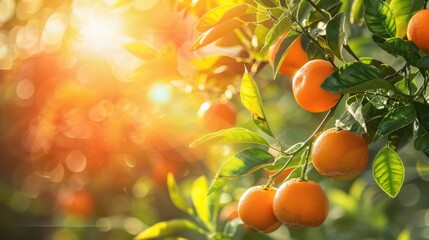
[415,102,429,131]
[373,36,422,66]
[322,62,394,94]
[336,102,367,134]
[196,4,257,32]
[372,146,405,198]
[272,32,300,77]
[167,174,195,216]
[253,0,278,8]
[241,73,275,137]
[390,0,425,38]
[262,15,291,51]
[414,126,429,157]
[363,0,396,38]
[189,127,269,148]
[134,219,202,240]
[207,148,274,195]
[191,176,212,230]
[351,0,364,25]
[326,12,346,61]
[374,105,417,142]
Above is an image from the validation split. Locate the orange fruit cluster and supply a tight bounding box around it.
[407,9,429,54]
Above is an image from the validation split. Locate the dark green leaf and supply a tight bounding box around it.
[262,15,291,51]
[241,73,275,137]
[296,0,312,23]
[414,126,429,157]
[351,0,364,25]
[415,102,429,131]
[362,101,387,143]
[388,123,414,151]
[189,127,269,148]
[207,148,274,195]
[191,19,244,51]
[417,56,429,69]
[167,174,194,216]
[134,219,202,240]
[390,0,425,38]
[322,62,394,94]
[372,146,405,198]
[272,32,300,77]
[308,1,342,26]
[326,12,346,61]
[363,0,396,38]
[373,36,422,66]
[374,105,417,141]
[336,102,367,134]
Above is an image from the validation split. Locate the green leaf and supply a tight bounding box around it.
[336,102,367,134]
[167,174,195,216]
[265,142,305,171]
[196,4,257,32]
[272,32,300,77]
[308,1,342,26]
[390,0,425,38]
[414,126,429,157]
[417,56,429,69]
[253,0,278,8]
[262,15,291,51]
[394,79,418,95]
[415,102,429,131]
[373,36,422,66]
[241,73,275,137]
[374,105,417,142]
[191,176,212,230]
[372,146,405,198]
[207,148,274,195]
[351,0,364,25]
[322,62,394,94]
[296,0,312,23]
[326,12,346,61]
[191,18,244,51]
[388,123,414,151]
[363,0,396,38]
[123,42,157,60]
[134,219,202,240]
[189,127,269,148]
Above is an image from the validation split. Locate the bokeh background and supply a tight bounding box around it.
[1,0,429,239]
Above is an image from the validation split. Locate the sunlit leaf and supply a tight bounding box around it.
[123,42,157,60]
[240,73,275,137]
[373,36,422,66]
[394,79,418,95]
[262,15,291,51]
[326,12,346,61]
[191,176,212,229]
[322,62,394,94]
[196,3,257,32]
[253,0,278,9]
[390,0,425,38]
[414,126,429,157]
[363,0,396,38]
[189,127,269,148]
[167,174,195,216]
[374,105,416,142]
[372,146,405,198]
[351,0,364,25]
[336,102,367,134]
[272,32,300,77]
[308,0,342,26]
[192,18,244,51]
[207,148,274,195]
[134,219,202,240]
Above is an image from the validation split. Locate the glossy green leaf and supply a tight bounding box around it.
[374,105,416,142]
[241,73,275,137]
[363,0,396,38]
[373,36,422,66]
[296,0,312,23]
[134,219,202,240]
[351,0,364,25]
[336,102,367,134]
[390,0,425,38]
[414,126,429,157]
[417,56,429,69]
[272,32,300,77]
[322,62,394,94]
[388,123,414,151]
[167,174,194,216]
[253,0,278,8]
[308,1,342,26]
[262,15,291,51]
[196,4,257,32]
[191,176,212,229]
[207,148,274,195]
[123,42,157,60]
[372,146,405,198]
[191,18,244,51]
[415,102,429,131]
[326,12,346,61]
[189,127,269,148]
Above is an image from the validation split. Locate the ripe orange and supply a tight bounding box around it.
[238,186,281,233]
[198,101,236,132]
[292,60,340,113]
[407,9,429,54]
[269,34,309,77]
[273,179,328,228]
[311,128,368,180]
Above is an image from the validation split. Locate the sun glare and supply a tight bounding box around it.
[79,14,121,54]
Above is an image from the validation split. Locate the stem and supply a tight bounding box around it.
[265,157,294,187]
[344,44,361,62]
[305,0,331,20]
[300,146,311,180]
